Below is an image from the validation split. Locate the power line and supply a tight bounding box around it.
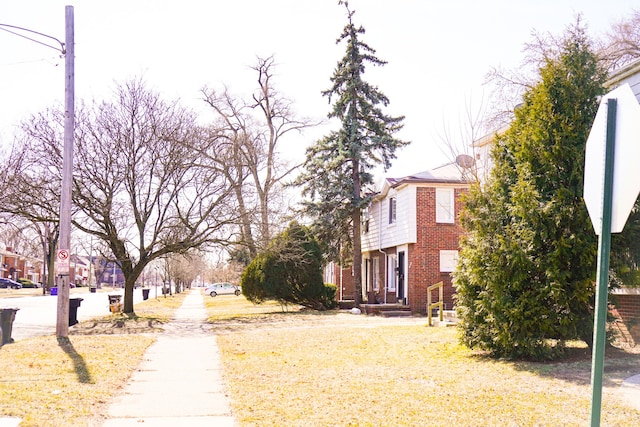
[0,56,62,68]
[0,23,65,53]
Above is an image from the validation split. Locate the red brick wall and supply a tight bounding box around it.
[611,293,640,345]
[338,266,355,301]
[407,187,467,314]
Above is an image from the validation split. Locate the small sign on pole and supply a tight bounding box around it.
[56,249,70,276]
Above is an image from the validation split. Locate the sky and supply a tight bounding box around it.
[1,0,638,179]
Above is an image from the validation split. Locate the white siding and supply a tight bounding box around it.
[361,186,417,252]
[623,73,640,102]
[608,63,640,103]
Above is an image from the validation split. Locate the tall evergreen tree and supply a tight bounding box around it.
[297,1,407,307]
[454,23,608,360]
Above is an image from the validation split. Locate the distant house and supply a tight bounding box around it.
[0,246,43,284]
[325,162,469,314]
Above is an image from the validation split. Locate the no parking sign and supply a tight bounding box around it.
[56,249,70,276]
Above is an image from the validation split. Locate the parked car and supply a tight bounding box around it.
[17,278,40,288]
[205,282,241,297]
[0,278,23,289]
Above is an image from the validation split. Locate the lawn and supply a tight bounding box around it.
[0,290,187,426]
[205,297,640,426]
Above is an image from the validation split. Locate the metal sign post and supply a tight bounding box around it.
[588,99,616,427]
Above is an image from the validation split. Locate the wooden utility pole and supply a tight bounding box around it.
[56,5,74,337]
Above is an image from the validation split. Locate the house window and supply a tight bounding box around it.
[440,250,459,272]
[387,255,396,290]
[362,208,370,233]
[388,197,397,224]
[436,188,454,223]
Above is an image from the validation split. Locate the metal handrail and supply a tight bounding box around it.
[427,281,444,326]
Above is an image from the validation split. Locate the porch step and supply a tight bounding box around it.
[381,310,413,318]
[429,309,458,327]
[431,319,457,327]
[361,303,411,316]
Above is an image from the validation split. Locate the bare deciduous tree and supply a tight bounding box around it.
[18,79,238,313]
[436,92,495,184]
[201,56,317,259]
[164,251,207,293]
[4,114,66,291]
[598,9,640,71]
[72,79,239,313]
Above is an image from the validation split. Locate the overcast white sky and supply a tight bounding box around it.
[1,0,638,178]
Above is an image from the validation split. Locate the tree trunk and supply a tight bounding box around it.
[352,159,363,307]
[45,237,57,293]
[123,275,136,314]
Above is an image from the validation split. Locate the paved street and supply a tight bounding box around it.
[0,287,150,340]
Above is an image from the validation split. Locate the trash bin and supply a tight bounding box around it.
[51,287,58,296]
[108,295,122,313]
[1,308,20,345]
[69,298,83,326]
[142,288,150,300]
[90,287,97,293]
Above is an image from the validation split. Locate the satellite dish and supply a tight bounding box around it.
[456,154,475,169]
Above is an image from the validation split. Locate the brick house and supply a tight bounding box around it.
[0,246,43,284]
[340,162,470,314]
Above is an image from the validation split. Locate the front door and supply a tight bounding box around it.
[397,251,405,304]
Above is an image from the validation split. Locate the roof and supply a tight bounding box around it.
[386,162,470,188]
[606,58,640,88]
[373,162,471,200]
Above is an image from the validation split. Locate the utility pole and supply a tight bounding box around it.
[1,7,75,337]
[56,5,74,338]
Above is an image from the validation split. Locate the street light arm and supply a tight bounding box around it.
[0,23,65,53]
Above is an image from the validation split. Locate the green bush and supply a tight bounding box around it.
[241,222,336,311]
[454,24,606,361]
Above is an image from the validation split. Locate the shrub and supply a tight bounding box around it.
[241,222,335,311]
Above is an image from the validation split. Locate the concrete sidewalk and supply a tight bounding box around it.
[621,373,640,412]
[101,289,235,426]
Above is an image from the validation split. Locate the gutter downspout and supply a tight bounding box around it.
[378,196,387,304]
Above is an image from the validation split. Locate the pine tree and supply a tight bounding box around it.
[454,23,608,360]
[297,1,407,307]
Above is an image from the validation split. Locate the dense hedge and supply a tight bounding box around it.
[241,222,336,311]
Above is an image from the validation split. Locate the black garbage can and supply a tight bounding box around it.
[1,308,20,345]
[142,288,150,300]
[90,287,97,293]
[69,298,83,326]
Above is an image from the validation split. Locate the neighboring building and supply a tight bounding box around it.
[604,58,640,345]
[69,254,91,286]
[330,162,469,314]
[0,246,43,284]
[606,58,640,100]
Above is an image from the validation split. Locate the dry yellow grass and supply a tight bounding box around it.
[0,334,154,426]
[0,289,188,425]
[206,296,640,426]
